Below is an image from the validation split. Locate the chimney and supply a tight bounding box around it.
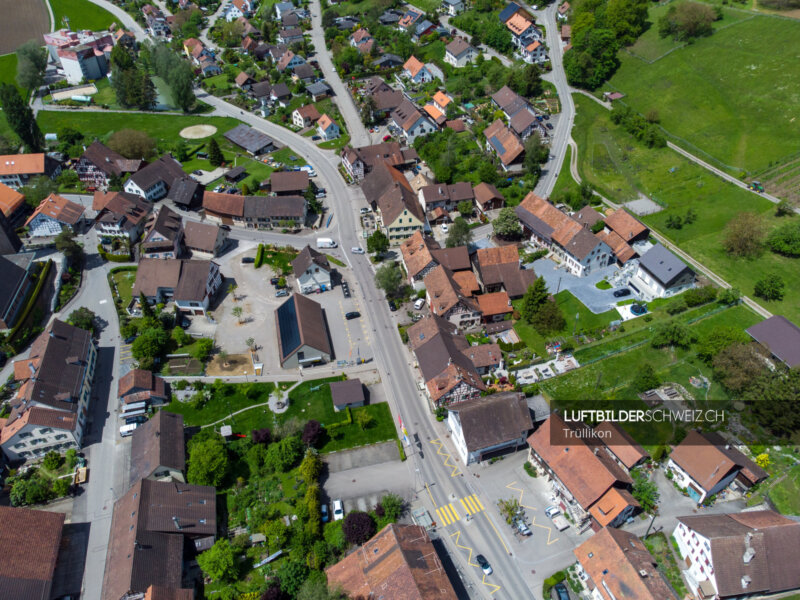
[639,570,648,578]
[743,532,755,564]
[172,516,182,531]
[741,575,752,589]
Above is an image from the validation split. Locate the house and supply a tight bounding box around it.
[132,258,222,315]
[102,479,215,600]
[141,206,184,259]
[379,9,404,25]
[446,118,466,132]
[76,141,144,189]
[0,506,66,600]
[276,49,306,72]
[94,191,151,240]
[473,182,505,214]
[432,91,452,114]
[202,192,306,229]
[557,1,570,20]
[527,413,639,530]
[2,320,96,462]
[361,161,426,243]
[407,315,486,406]
[329,379,365,412]
[129,411,185,486]
[666,430,768,504]
[249,80,272,102]
[362,77,403,118]
[463,340,503,374]
[746,315,800,368]
[402,56,435,83]
[561,24,571,42]
[274,1,295,20]
[270,82,292,106]
[491,85,534,121]
[282,12,299,27]
[628,243,695,300]
[423,264,481,329]
[183,221,227,258]
[235,71,255,89]
[0,212,21,254]
[673,510,800,600]
[0,182,25,222]
[505,9,541,49]
[575,527,678,600]
[292,245,332,293]
[166,176,204,209]
[306,81,332,101]
[400,230,441,285]
[372,53,404,69]
[477,291,513,322]
[0,254,36,330]
[292,104,322,128]
[278,27,304,45]
[575,205,604,228]
[472,244,536,298]
[182,37,203,59]
[197,57,222,77]
[326,524,457,599]
[187,40,212,65]
[224,0,253,20]
[25,193,84,238]
[291,63,316,83]
[349,28,373,49]
[341,142,418,181]
[124,154,186,202]
[592,421,649,472]
[604,207,649,243]
[275,293,332,368]
[391,99,437,143]
[418,181,473,213]
[448,392,532,465]
[398,9,424,32]
[0,153,61,189]
[444,37,477,67]
[317,114,341,141]
[515,193,613,276]
[55,44,110,84]
[270,170,309,196]
[411,19,436,41]
[336,16,360,30]
[143,4,171,37]
[224,124,275,155]
[483,119,525,171]
[442,0,465,15]
[520,39,547,64]
[118,369,169,405]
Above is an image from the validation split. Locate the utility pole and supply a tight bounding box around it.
[644,513,656,538]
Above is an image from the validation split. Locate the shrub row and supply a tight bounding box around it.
[254,243,265,268]
[7,260,51,345]
[498,339,526,352]
[326,407,352,432]
[96,244,132,263]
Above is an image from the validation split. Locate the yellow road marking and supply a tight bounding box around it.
[530,515,560,545]
[482,574,501,595]
[483,512,510,554]
[471,494,485,512]
[436,507,451,526]
[449,530,478,566]
[460,497,471,514]
[426,483,437,508]
[506,481,537,510]
[447,503,460,522]
[429,438,461,477]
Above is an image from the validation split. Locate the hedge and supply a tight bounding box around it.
[326,407,352,431]
[97,244,132,263]
[397,438,406,461]
[254,243,265,268]
[543,570,567,598]
[6,260,52,345]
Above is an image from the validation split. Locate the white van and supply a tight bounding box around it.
[414,298,425,310]
[316,238,337,248]
[120,423,139,437]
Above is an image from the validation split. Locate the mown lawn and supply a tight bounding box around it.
[110,268,137,307]
[163,382,279,426]
[50,0,118,31]
[607,10,800,173]
[572,94,800,325]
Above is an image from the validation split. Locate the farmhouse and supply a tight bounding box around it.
[472,244,536,298]
[76,141,144,189]
[423,264,481,329]
[124,154,186,202]
[93,191,151,240]
[183,221,227,258]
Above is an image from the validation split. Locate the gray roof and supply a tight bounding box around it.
[165,176,201,207]
[637,243,693,287]
[291,244,330,277]
[275,294,332,364]
[329,379,365,407]
[449,392,532,453]
[0,211,21,253]
[306,81,331,96]
[126,154,184,191]
[0,254,31,323]
[129,411,186,486]
[746,315,800,368]
[223,124,275,154]
[515,205,554,241]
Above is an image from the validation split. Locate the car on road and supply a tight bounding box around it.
[241,257,255,264]
[275,289,289,297]
[312,135,321,140]
[345,311,361,320]
[476,554,493,575]
[613,288,631,298]
[514,519,532,536]
[553,583,570,600]
[546,122,554,130]
[414,298,425,310]
[441,223,449,233]
[388,299,397,311]
[321,503,329,523]
[332,499,344,521]
[544,506,561,518]
[351,246,365,254]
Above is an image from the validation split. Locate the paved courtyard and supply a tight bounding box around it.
[528,257,627,313]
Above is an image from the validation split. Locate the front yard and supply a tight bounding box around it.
[643,533,689,599]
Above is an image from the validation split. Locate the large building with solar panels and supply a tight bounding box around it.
[274,293,332,368]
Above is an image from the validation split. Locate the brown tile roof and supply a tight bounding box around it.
[424,264,478,317]
[25,193,84,226]
[343,142,418,171]
[420,182,474,208]
[506,12,533,35]
[477,291,512,316]
[235,71,254,86]
[325,523,457,599]
[473,182,505,208]
[445,36,472,57]
[350,28,372,43]
[431,245,470,271]
[400,231,440,279]
[574,205,603,227]
[294,104,321,122]
[452,270,480,296]
[509,109,537,135]
[392,99,426,132]
[98,191,151,227]
[275,294,332,364]
[145,585,195,600]
[133,258,216,303]
[433,91,452,108]
[365,162,424,226]
[450,392,531,452]
[491,85,519,111]
[445,119,466,132]
[183,221,221,253]
[746,315,800,368]
[128,155,187,192]
[423,103,445,124]
[589,487,638,528]
[202,191,245,217]
[0,182,24,217]
[143,206,183,246]
[563,226,604,261]
[575,527,678,600]
[0,153,47,175]
[483,119,523,166]
[475,245,536,297]
[292,244,330,276]
[270,170,309,194]
[593,421,649,469]
[0,405,78,444]
[317,113,336,132]
[517,193,592,251]
[119,369,166,400]
[129,411,185,485]
[596,229,635,263]
[604,208,648,241]
[82,141,144,177]
[407,313,457,351]
[402,55,425,77]
[0,506,65,600]
[463,342,503,369]
[329,379,365,407]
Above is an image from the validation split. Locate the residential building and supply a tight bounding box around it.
[515,193,613,276]
[603,207,649,243]
[673,510,800,600]
[504,7,542,49]
[94,191,151,240]
[361,161,426,243]
[124,154,186,201]
[0,153,61,189]
[483,119,525,171]
[628,243,695,300]
[44,28,113,61]
[224,124,275,155]
[76,141,144,189]
[746,315,800,368]
[167,176,204,209]
[235,71,255,89]
[292,104,322,128]
[292,244,332,293]
[270,82,292,106]
[561,24,571,42]
[274,1,295,20]
[498,2,524,24]
[411,19,436,41]
[400,230,441,285]
[306,81,332,101]
[463,341,503,375]
[372,53,404,69]
[198,57,222,77]
[595,228,636,265]
[278,27,304,44]
[558,1,570,19]
[113,28,136,48]
[520,40,547,64]
[398,9,424,32]
[0,254,36,329]
[143,4,171,37]
[349,28,373,49]
[269,170,309,196]
[317,114,341,141]
[424,264,481,329]
[183,221,227,258]
[477,290,513,322]
[132,258,222,315]
[491,85,534,121]
[402,55,435,83]
[202,192,306,229]
[418,181,473,213]
[129,411,186,486]
[444,37,477,67]
[276,49,306,72]
[55,44,110,84]
[575,526,679,600]
[592,421,649,472]
[527,413,639,530]
[141,206,184,259]
[448,392,532,464]
[391,99,437,143]
[102,479,215,600]
[118,369,169,405]
[341,142,418,181]
[0,182,26,222]
[275,293,332,368]
[0,211,21,254]
[329,379,365,412]
[442,0,465,15]
[379,9,404,25]
[25,193,84,238]
[291,62,316,82]
[509,107,538,139]
[326,524,457,599]
[666,430,768,504]
[473,182,505,214]
[472,244,536,298]
[2,320,96,462]
[0,506,66,600]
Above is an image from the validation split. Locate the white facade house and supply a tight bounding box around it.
[628,243,695,301]
[442,0,464,15]
[519,40,547,64]
[292,245,332,293]
[444,38,477,68]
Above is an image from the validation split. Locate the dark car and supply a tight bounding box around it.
[241,257,255,264]
[125,415,147,425]
[613,288,631,298]
[553,583,570,600]
[345,311,360,320]
[388,300,397,311]
[546,122,554,130]
[475,554,493,575]
[270,277,280,285]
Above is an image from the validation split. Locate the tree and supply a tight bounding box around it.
[355,410,373,430]
[208,137,224,167]
[366,230,389,255]
[722,212,765,258]
[304,186,322,214]
[563,28,620,90]
[775,200,794,217]
[139,292,154,318]
[67,307,96,334]
[361,95,377,126]
[187,437,229,486]
[446,216,472,248]
[659,1,717,41]
[298,449,322,482]
[531,299,566,334]
[197,539,237,582]
[697,326,750,363]
[375,262,403,297]
[19,175,58,208]
[457,200,474,217]
[650,320,695,348]
[54,229,84,265]
[108,129,157,160]
[52,477,70,498]
[632,363,660,392]
[245,337,256,351]
[713,343,768,393]
[131,327,169,368]
[265,436,303,473]
[43,450,63,470]
[520,277,549,323]
[192,338,214,361]
[278,560,309,597]
[631,470,659,513]
[754,274,785,301]
[718,287,741,305]
[342,511,376,545]
[606,0,650,45]
[508,63,543,98]
[767,221,800,257]
[755,453,771,469]
[302,420,323,447]
[232,306,244,323]
[0,84,43,150]
[252,427,271,445]
[16,40,47,92]
[492,207,523,239]
[524,134,549,175]
[744,369,800,438]
[380,493,404,521]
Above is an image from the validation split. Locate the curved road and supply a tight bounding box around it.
[86,0,147,40]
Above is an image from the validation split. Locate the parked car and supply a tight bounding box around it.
[275,289,289,297]
[321,503,329,523]
[312,135,321,140]
[441,223,449,233]
[546,122,554,130]
[553,583,570,600]
[515,519,532,536]
[345,311,361,320]
[388,299,397,311]
[192,170,203,175]
[476,554,493,575]
[351,247,365,254]
[383,134,392,141]
[613,288,631,298]
[360,207,370,214]
[332,499,344,521]
[414,298,425,310]
[544,506,561,518]
[270,277,280,285]
[241,257,255,264]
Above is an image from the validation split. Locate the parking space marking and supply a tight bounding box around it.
[429,438,461,477]
[529,515,560,545]
[506,481,537,510]
[459,494,485,515]
[435,503,460,526]
[449,530,478,567]
[483,512,510,554]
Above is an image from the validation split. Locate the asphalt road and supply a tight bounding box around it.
[88,0,147,40]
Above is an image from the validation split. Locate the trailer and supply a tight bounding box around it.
[73,467,88,485]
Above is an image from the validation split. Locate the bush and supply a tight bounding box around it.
[396,438,406,461]
[96,243,131,263]
[52,477,71,497]
[754,274,785,301]
[42,451,63,471]
[523,462,538,477]
[543,570,567,598]
[254,243,265,268]
[767,221,800,257]
[665,297,688,315]
[342,511,376,545]
[683,286,717,307]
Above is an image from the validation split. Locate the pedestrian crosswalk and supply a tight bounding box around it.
[436,503,461,526]
[435,495,485,527]
[459,494,485,515]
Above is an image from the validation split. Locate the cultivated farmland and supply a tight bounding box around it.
[0,0,50,54]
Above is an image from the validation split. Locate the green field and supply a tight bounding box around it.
[607,10,800,173]
[50,0,118,31]
[572,95,800,324]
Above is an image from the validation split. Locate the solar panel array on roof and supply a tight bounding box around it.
[276,297,301,359]
[490,136,506,155]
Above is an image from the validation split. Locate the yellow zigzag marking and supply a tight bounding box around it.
[449,530,478,567]
[482,574,502,595]
[506,481,537,510]
[430,438,462,477]
[529,516,559,545]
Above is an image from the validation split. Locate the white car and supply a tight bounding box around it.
[333,499,344,521]
[441,223,449,233]
[545,505,561,518]
[414,298,425,310]
[351,247,365,254]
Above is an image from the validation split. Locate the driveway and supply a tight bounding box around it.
[322,453,413,515]
[529,257,625,314]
